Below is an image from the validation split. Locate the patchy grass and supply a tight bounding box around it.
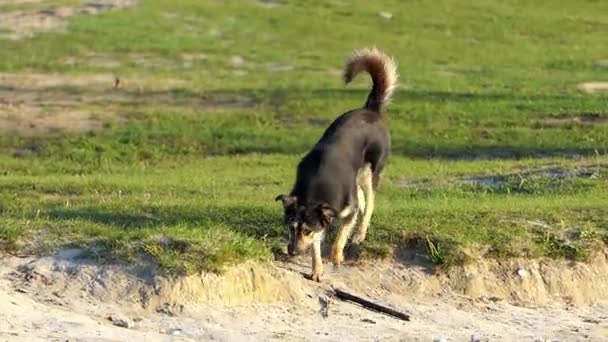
[1,155,606,272]
[0,0,607,273]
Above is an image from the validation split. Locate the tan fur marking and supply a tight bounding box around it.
[339,205,354,219]
[353,164,374,244]
[357,186,366,213]
[311,232,323,282]
[330,211,358,267]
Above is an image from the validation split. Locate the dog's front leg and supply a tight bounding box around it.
[310,237,323,282]
[331,212,358,267]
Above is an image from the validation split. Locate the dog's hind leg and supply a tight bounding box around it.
[330,211,358,267]
[357,185,366,214]
[353,164,374,244]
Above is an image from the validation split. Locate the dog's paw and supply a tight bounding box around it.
[351,233,365,245]
[330,254,344,268]
[351,232,366,244]
[308,272,322,282]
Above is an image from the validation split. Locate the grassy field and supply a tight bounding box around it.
[0,0,607,274]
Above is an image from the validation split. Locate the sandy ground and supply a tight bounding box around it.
[1,249,608,341]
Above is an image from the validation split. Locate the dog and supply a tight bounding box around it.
[275,47,398,282]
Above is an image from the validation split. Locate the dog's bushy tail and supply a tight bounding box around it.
[343,47,398,113]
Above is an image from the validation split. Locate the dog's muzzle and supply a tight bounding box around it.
[288,244,299,256]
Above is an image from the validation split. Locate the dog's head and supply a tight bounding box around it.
[275,194,337,256]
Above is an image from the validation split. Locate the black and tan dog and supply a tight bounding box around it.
[276,47,398,281]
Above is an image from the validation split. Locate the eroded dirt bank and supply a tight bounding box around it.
[1,248,608,341]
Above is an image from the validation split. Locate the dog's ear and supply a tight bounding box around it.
[316,203,337,226]
[275,194,297,208]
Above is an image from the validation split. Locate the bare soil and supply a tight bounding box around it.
[533,113,608,128]
[0,72,256,135]
[394,164,606,189]
[61,52,209,70]
[0,0,138,40]
[578,82,608,94]
[1,248,607,341]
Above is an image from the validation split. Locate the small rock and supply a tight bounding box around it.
[267,63,295,72]
[167,328,182,335]
[156,303,179,316]
[517,269,528,278]
[258,0,281,8]
[378,11,393,20]
[231,55,245,67]
[361,318,376,324]
[583,317,600,324]
[209,28,222,37]
[593,60,608,68]
[159,236,172,248]
[319,295,331,318]
[108,316,134,329]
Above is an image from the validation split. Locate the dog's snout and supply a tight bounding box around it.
[287,243,300,256]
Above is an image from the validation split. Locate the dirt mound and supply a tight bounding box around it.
[449,250,608,306]
[4,249,307,312]
[5,247,608,309]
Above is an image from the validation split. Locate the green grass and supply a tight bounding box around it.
[0,0,607,274]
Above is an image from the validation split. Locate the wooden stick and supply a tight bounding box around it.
[332,287,410,321]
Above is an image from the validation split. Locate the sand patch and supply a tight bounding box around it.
[395,164,606,189]
[257,0,283,8]
[0,72,256,135]
[0,101,106,135]
[533,112,608,128]
[459,164,606,186]
[61,52,211,70]
[578,81,608,93]
[0,73,127,135]
[0,0,138,40]
[0,72,117,89]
